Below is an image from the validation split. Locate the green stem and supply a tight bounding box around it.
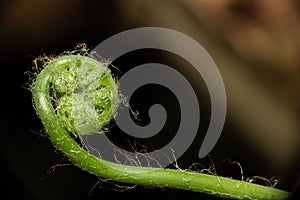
[33,55,291,200]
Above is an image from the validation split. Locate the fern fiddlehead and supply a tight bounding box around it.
[32,54,290,200]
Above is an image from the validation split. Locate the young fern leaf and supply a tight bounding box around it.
[32,54,291,200]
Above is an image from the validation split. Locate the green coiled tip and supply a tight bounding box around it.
[43,55,119,135]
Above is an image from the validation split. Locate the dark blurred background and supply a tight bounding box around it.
[0,0,299,199]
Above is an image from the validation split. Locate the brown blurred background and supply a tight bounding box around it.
[0,0,299,199]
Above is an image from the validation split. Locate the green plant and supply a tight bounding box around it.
[32,54,291,199]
